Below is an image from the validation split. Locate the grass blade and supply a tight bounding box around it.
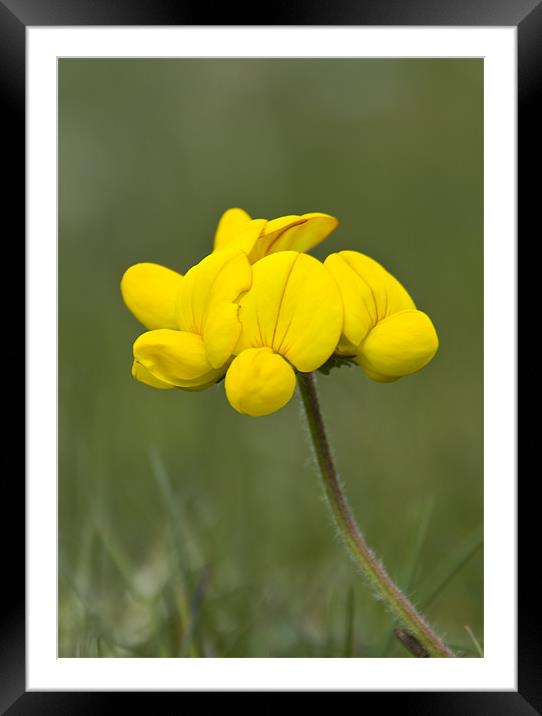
[343,586,356,657]
[180,567,210,657]
[382,499,434,656]
[417,526,483,610]
[464,625,484,657]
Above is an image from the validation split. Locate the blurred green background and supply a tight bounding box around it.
[59,59,483,658]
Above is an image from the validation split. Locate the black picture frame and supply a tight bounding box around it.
[9,0,529,710]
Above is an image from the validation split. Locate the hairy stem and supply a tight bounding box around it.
[297,372,454,658]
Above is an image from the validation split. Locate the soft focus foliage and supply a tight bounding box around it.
[59,59,483,657]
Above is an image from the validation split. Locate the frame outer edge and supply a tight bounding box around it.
[518,2,542,712]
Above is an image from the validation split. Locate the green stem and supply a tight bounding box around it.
[297,372,455,658]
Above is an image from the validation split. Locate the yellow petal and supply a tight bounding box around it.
[335,335,360,357]
[176,250,252,368]
[131,360,175,389]
[249,212,339,262]
[324,253,375,348]
[325,251,416,347]
[225,348,296,416]
[236,252,343,372]
[223,219,268,257]
[213,208,253,250]
[357,309,439,381]
[213,210,338,262]
[213,207,268,256]
[133,329,225,388]
[355,363,400,383]
[236,251,298,350]
[203,302,242,370]
[121,263,184,330]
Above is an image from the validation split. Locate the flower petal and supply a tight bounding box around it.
[213,208,268,256]
[222,219,268,258]
[203,302,243,370]
[325,251,416,348]
[131,360,175,389]
[236,252,343,372]
[353,361,400,383]
[213,207,253,250]
[213,209,339,263]
[225,347,296,416]
[176,250,252,368]
[324,253,375,348]
[121,263,184,330]
[249,212,339,262]
[133,329,225,388]
[357,309,439,381]
[236,251,298,350]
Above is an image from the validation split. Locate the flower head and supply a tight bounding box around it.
[213,208,339,263]
[120,210,439,415]
[324,251,439,382]
[121,250,251,390]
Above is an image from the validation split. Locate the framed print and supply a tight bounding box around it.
[9,0,530,709]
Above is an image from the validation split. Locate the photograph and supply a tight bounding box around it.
[58,57,484,659]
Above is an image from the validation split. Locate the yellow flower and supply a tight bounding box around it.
[324,251,439,382]
[121,250,251,390]
[121,209,437,409]
[225,251,343,416]
[213,207,339,263]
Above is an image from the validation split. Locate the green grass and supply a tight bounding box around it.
[59,58,483,658]
[59,439,483,657]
